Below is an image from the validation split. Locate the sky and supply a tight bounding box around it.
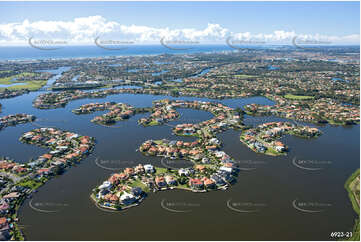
[0,1,359,45]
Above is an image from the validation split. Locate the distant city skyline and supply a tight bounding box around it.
[0,1,359,45]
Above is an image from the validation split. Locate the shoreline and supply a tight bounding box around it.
[90,183,230,212]
[0,45,235,62]
[344,169,360,241]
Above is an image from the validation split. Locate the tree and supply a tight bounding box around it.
[170,90,179,97]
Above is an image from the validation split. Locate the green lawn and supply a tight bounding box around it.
[146,120,159,126]
[129,179,150,193]
[153,140,163,145]
[175,183,190,189]
[0,80,47,91]
[265,146,285,156]
[284,94,314,100]
[0,72,36,85]
[0,76,15,85]
[16,179,43,189]
[155,167,169,175]
[0,72,47,91]
[233,74,256,78]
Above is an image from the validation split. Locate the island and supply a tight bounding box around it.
[0,128,95,240]
[0,114,36,131]
[72,102,150,125]
[0,46,358,240]
[240,121,322,156]
[90,99,322,211]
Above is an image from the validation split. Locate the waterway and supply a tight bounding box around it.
[0,91,358,240]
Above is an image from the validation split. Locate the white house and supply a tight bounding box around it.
[98,181,112,190]
[215,151,226,158]
[144,164,155,173]
[209,138,220,145]
[178,168,190,176]
[219,166,233,173]
[120,192,136,205]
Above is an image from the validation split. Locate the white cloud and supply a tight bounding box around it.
[0,15,359,45]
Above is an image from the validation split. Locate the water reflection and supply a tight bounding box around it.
[0,91,358,240]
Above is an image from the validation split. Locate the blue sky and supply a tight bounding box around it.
[0,1,359,45]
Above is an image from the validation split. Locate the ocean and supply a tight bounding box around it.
[0,45,240,61]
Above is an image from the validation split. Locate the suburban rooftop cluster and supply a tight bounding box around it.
[72,102,149,125]
[0,48,359,239]
[0,128,95,239]
[244,94,359,125]
[240,122,322,156]
[0,89,29,100]
[0,114,35,131]
[93,155,239,211]
[93,99,245,211]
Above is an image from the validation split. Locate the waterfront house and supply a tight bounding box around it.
[219,166,233,174]
[189,178,204,190]
[144,164,155,173]
[98,181,112,190]
[120,192,136,205]
[155,176,167,188]
[0,161,16,171]
[124,168,135,176]
[135,164,145,174]
[42,154,53,160]
[218,171,235,184]
[36,168,53,177]
[202,177,216,189]
[165,175,177,186]
[131,187,143,197]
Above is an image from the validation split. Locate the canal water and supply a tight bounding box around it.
[0,90,358,240]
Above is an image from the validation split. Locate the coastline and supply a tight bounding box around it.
[0,45,234,62]
[345,169,360,241]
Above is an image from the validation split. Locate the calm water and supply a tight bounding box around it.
[0,83,26,88]
[37,66,71,89]
[0,45,237,61]
[0,90,358,240]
